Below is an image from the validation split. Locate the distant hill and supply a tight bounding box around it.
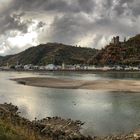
[89,34,140,66]
[0,43,98,66]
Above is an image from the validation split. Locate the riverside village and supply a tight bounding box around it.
[1,36,140,71]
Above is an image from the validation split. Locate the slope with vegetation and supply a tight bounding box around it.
[0,43,97,66]
[89,34,140,66]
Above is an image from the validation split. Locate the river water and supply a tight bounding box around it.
[0,71,140,136]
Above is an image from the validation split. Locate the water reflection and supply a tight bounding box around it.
[99,72,140,80]
[0,71,140,136]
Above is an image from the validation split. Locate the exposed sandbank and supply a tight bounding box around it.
[12,77,140,92]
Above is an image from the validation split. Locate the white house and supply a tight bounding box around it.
[45,64,55,70]
[24,64,33,70]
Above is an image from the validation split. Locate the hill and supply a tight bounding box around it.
[0,43,97,66]
[89,34,140,66]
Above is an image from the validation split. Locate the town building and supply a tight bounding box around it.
[62,62,65,70]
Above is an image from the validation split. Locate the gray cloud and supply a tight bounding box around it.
[0,0,140,55]
[0,13,28,34]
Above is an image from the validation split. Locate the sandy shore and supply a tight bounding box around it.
[12,77,140,92]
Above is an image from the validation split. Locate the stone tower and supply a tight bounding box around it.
[111,36,120,45]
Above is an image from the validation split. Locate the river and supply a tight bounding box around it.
[0,71,140,136]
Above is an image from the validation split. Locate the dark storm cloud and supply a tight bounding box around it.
[0,0,140,55]
[0,13,28,34]
[11,0,95,14]
[0,0,95,36]
[48,14,87,44]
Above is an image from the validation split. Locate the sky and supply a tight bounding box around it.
[0,0,140,55]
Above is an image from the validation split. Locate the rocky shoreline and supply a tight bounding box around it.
[0,103,140,140]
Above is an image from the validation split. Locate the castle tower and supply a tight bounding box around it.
[111,36,120,45]
[116,36,119,44]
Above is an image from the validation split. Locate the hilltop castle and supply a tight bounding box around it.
[110,36,127,46]
[111,36,120,45]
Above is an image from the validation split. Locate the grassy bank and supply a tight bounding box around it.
[0,121,26,140]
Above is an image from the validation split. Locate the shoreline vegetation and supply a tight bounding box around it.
[0,103,88,140]
[2,69,140,73]
[13,77,140,92]
[0,103,140,140]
